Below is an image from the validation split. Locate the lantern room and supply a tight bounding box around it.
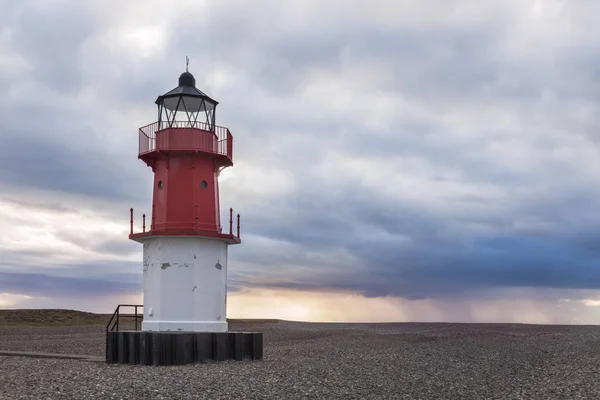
[155,70,218,131]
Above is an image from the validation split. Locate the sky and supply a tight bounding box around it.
[1,0,600,324]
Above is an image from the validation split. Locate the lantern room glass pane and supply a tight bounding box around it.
[162,96,216,112]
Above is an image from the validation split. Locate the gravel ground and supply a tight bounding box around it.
[1,321,600,399]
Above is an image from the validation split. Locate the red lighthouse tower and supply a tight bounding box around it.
[129,67,240,333]
[133,69,240,242]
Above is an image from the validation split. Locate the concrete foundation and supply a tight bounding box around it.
[106,331,263,366]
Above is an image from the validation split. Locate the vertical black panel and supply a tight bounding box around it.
[106,332,117,363]
[196,333,213,363]
[234,333,243,361]
[194,333,205,363]
[170,334,178,366]
[152,332,162,366]
[252,333,263,361]
[214,333,227,361]
[164,334,175,366]
[105,332,111,363]
[184,333,195,364]
[175,333,194,365]
[140,332,153,366]
[129,333,139,365]
[242,333,253,360]
[174,333,184,365]
[118,332,129,364]
[228,333,236,360]
[157,333,169,366]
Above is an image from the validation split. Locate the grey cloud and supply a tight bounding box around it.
[0,271,139,297]
[0,135,147,202]
[94,239,141,257]
[0,259,142,297]
[5,1,98,92]
[50,229,140,257]
[0,197,79,214]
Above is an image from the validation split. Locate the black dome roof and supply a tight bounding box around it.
[178,71,196,87]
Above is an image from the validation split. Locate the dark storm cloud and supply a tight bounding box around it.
[253,238,600,300]
[234,174,600,299]
[2,0,600,304]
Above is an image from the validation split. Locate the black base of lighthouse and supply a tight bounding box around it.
[106,331,263,366]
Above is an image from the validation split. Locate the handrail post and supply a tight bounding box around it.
[152,204,156,231]
[229,208,233,235]
[142,214,146,233]
[130,208,134,235]
[237,214,240,238]
[116,306,120,332]
[227,130,233,159]
[134,306,138,331]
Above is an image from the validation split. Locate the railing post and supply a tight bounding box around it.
[237,214,241,238]
[130,208,134,235]
[227,130,233,159]
[134,306,138,331]
[229,208,233,235]
[152,204,155,230]
[116,306,120,332]
[142,214,146,233]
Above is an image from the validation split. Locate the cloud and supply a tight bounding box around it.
[1,0,600,322]
[0,271,139,298]
[0,293,33,308]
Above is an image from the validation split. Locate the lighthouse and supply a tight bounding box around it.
[130,67,240,333]
[106,66,263,365]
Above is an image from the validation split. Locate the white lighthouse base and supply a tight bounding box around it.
[138,236,229,333]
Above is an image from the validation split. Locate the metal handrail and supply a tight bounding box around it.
[105,304,142,362]
[138,120,232,159]
[129,208,241,239]
[106,304,143,333]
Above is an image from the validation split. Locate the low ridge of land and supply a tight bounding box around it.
[0,309,110,326]
[0,308,279,327]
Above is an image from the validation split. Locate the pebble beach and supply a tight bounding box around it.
[1,321,600,399]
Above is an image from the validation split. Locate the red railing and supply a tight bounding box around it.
[129,207,241,239]
[138,120,232,159]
